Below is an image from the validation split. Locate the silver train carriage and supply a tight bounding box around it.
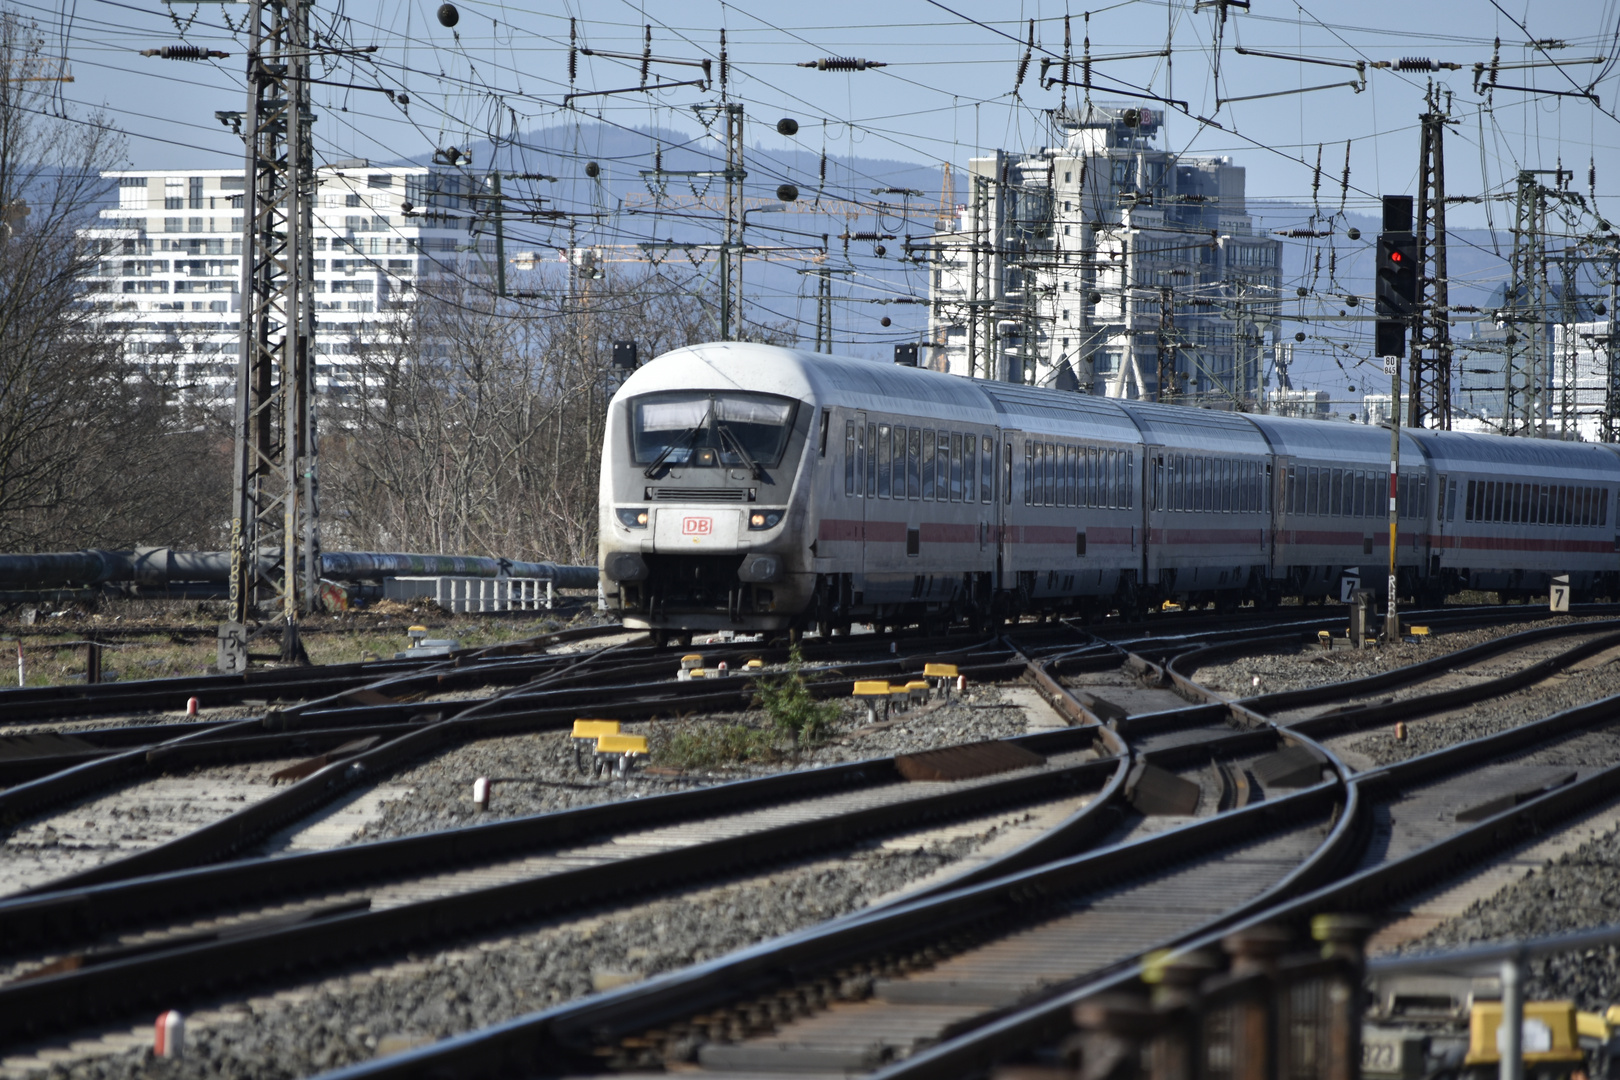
[598,342,1620,636]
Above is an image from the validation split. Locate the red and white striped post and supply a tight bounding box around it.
[154,1010,184,1057]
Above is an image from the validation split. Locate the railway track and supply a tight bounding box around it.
[2,606,1616,1076]
[261,615,1620,1080]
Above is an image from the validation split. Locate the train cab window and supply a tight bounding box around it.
[845,421,856,496]
[632,390,797,470]
[908,428,922,500]
[877,425,892,499]
[980,436,994,503]
[818,409,829,457]
[923,431,937,500]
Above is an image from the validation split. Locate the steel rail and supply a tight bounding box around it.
[309,614,1620,1080]
[4,653,1027,896]
[875,687,1620,1080]
[311,760,1353,1078]
[0,732,1121,1043]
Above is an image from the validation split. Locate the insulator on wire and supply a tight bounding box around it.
[797,57,886,71]
[568,18,577,85]
[140,45,229,60]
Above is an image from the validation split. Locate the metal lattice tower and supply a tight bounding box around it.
[1604,261,1620,443]
[223,0,317,666]
[718,103,745,340]
[1502,171,1555,436]
[1409,87,1453,430]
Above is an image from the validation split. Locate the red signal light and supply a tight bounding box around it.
[1389,251,1403,263]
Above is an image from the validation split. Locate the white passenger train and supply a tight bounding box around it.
[598,342,1620,638]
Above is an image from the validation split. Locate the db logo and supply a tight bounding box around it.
[682,516,713,536]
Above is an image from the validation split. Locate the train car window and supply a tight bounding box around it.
[1352,470,1364,518]
[963,434,976,506]
[1603,489,1610,527]
[1484,481,1495,521]
[877,425,892,499]
[1305,467,1318,516]
[1512,482,1524,523]
[1495,481,1506,522]
[923,431,937,501]
[1061,446,1073,507]
[981,436,994,503]
[1109,450,1119,509]
[1218,461,1228,512]
[1446,479,1457,522]
[1284,466,1296,515]
[845,420,856,496]
[1536,484,1547,524]
[1227,460,1237,512]
[938,432,952,503]
[1047,443,1058,507]
[908,428,922,500]
[1584,487,1594,527]
[1090,448,1101,508]
[892,428,906,499]
[868,420,881,498]
[1419,475,1428,521]
[950,433,964,502]
[1127,452,1135,509]
[1343,470,1355,517]
[1176,454,1188,511]
[855,423,868,498]
[818,409,829,457]
[1466,479,1477,522]
[1328,469,1341,518]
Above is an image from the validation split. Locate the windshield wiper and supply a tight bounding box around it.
[715,420,763,480]
[643,404,714,477]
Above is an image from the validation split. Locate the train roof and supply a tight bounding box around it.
[1404,428,1619,477]
[625,343,992,422]
[976,383,1142,443]
[1114,400,1272,455]
[1242,412,1427,466]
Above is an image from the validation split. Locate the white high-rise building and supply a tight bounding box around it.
[926,105,1284,407]
[81,159,493,399]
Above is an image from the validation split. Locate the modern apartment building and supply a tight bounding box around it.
[926,105,1285,407]
[81,160,494,398]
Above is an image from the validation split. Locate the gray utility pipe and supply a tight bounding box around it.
[0,548,598,591]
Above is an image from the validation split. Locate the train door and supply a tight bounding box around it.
[997,430,1019,594]
[853,410,869,590]
[1141,444,1162,597]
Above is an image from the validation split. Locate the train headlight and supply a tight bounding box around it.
[748,511,783,530]
[616,507,649,529]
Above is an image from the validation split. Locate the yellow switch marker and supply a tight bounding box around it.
[595,734,648,756]
[571,719,621,740]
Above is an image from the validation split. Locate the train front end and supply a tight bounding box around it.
[598,343,817,636]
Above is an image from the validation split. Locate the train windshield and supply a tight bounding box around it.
[631,391,798,467]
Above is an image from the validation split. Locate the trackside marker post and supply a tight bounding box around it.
[154,1010,184,1057]
[186,697,200,716]
[473,777,490,811]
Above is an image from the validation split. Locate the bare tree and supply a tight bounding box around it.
[321,264,759,564]
[0,10,229,551]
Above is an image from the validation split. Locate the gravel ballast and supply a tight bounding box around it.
[346,684,1032,845]
[1399,812,1620,1013]
[20,834,990,1079]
